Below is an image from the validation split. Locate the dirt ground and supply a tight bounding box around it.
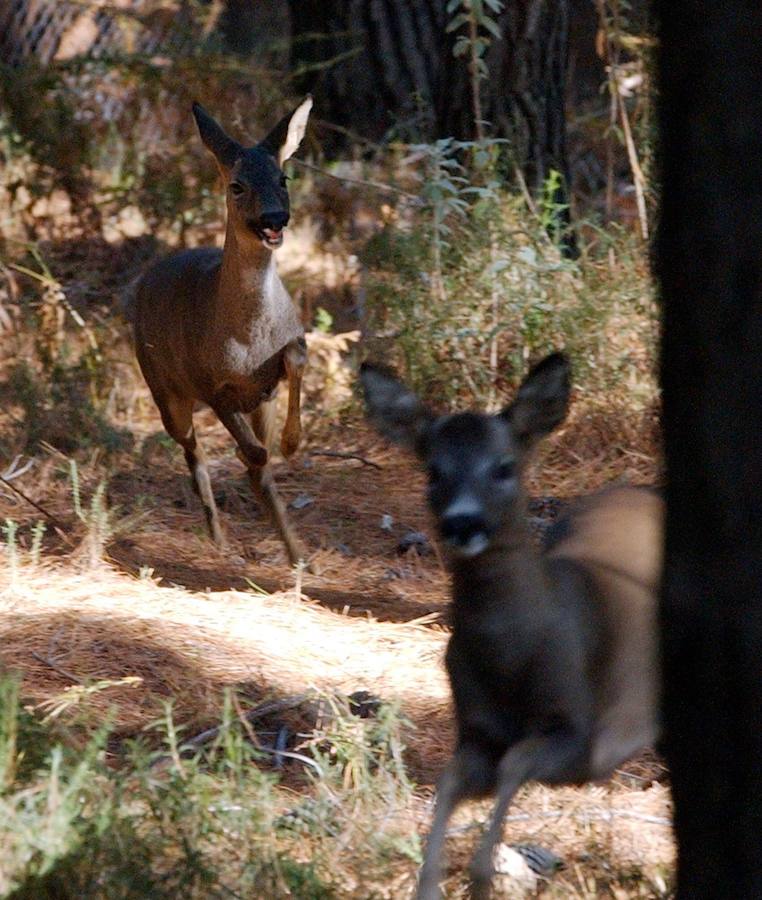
[0,359,672,895]
[0,195,669,893]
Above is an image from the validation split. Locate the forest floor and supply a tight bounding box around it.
[0,351,672,896]
[0,160,672,894]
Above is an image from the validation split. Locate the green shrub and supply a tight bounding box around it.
[2,361,132,456]
[363,140,656,408]
[0,681,419,899]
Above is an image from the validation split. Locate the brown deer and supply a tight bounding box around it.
[131,98,312,565]
[361,353,663,900]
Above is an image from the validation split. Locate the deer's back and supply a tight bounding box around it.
[135,246,222,319]
[545,486,664,776]
[133,247,221,394]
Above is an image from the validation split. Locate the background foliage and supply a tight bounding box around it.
[0,2,663,897]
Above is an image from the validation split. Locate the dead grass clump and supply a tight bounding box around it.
[0,555,451,771]
[531,395,661,498]
[0,670,421,899]
[0,536,673,897]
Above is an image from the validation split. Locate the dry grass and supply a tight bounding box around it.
[0,556,452,773]
[530,396,661,498]
[0,303,668,894]
[0,544,672,897]
[0,127,669,895]
[0,262,668,896]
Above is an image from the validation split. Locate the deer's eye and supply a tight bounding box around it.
[493,459,515,481]
[230,182,246,197]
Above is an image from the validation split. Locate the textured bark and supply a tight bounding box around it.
[657,2,762,896]
[0,0,199,65]
[219,0,290,59]
[288,0,447,144]
[288,0,572,206]
[0,0,69,65]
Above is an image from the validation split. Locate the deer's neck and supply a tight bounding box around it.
[450,519,551,626]
[216,223,278,334]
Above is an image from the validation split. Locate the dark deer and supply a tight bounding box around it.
[361,353,663,900]
[131,98,312,565]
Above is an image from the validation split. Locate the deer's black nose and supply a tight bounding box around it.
[259,210,289,232]
[440,513,491,557]
[441,514,487,547]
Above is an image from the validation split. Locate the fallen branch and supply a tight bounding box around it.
[2,455,34,482]
[0,473,68,532]
[308,449,382,470]
[151,693,309,770]
[254,744,324,777]
[31,651,85,685]
[289,158,423,205]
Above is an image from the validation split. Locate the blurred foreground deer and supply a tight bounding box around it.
[130,98,312,565]
[361,353,663,900]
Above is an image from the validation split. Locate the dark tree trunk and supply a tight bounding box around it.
[484,1,572,201]
[288,0,573,242]
[219,0,290,60]
[288,0,450,145]
[657,2,762,896]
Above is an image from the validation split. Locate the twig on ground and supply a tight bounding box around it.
[151,693,309,770]
[308,449,382,470]
[2,456,35,482]
[254,744,324,777]
[31,650,85,685]
[0,473,69,533]
[428,532,448,577]
[311,118,384,153]
[231,689,261,748]
[513,164,540,218]
[617,90,649,240]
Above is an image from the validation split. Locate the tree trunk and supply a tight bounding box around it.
[657,2,762,896]
[288,0,449,146]
[288,0,573,240]
[219,0,290,60]
[484,1,572,201]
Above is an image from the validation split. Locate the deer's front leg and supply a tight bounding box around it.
[280,336,307,458]
[217,405,310,569]
[468,725,588,900]
[418,743,500,900]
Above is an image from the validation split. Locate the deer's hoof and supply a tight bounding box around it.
[288,549,315,575]
[294,558,316,576]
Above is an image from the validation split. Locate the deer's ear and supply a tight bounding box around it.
[501,352,571,444]
[259,96,313,166]
[360,363,435,456]
[192,102,242,171]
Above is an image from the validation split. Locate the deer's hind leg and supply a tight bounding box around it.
[215,403,309,568]
[157,394,225,547]
[280,336,307,459]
